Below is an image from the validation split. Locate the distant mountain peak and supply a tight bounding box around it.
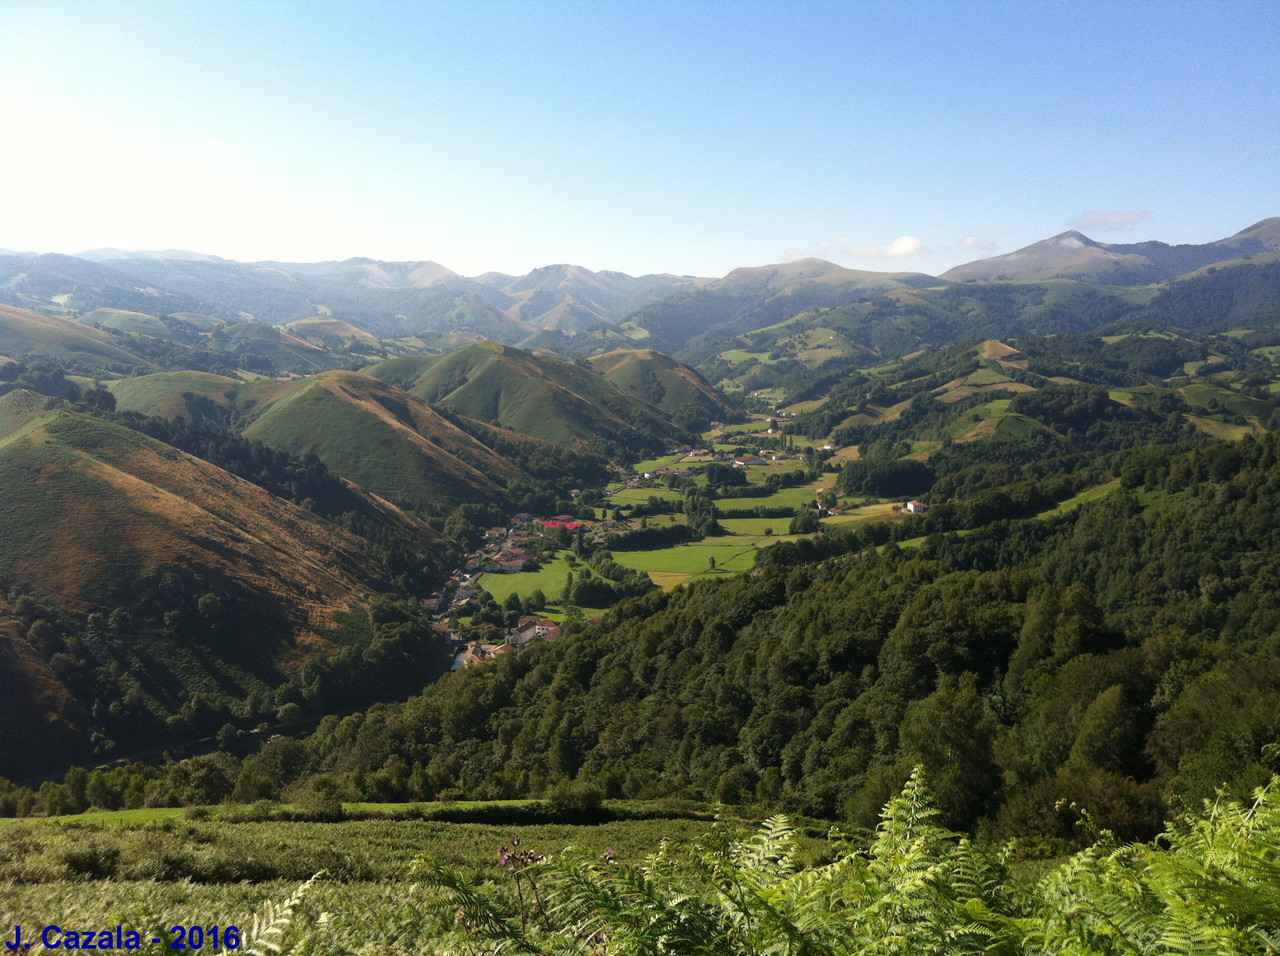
[943,217,1279,284]
[1049,230,1096,246]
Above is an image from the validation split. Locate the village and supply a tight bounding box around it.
[424,510,576,673]
[419,427,936,674]
[420,429,847,673]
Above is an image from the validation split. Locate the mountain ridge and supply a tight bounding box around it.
[942,217,1280,284]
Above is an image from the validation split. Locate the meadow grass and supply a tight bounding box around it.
[718,517,787,535]
[610,538,785,588]
[0,807,188,828]
[822,502,901,527]
[1188,416,1255,440]
[474,554,573,605]
[964,368,1012,386]
[1037,478,1122,517]
[606,486,686,503]
[719,350,774,364]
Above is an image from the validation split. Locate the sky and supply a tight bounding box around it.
[1,0,1278,279]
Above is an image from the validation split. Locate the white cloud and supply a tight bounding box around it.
[1069,210,1152,232]
[822,235,925,259]
[962,236,998,252]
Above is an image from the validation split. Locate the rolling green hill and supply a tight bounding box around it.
[0,392,413,616]
[283,316,379,347]
[213,321,348,374]
[365,341,689,452]
[111,368,529,510]
[109,370,243,421]
[239,370,526,510]
[588,348,741,428]
[0,304,155,374]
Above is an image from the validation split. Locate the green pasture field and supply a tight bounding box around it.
[861,359,903,375]
[1178,382,1274,425]
[779,399,826,415]
[717,516,788,536]
[473,554,573,607]
[993,415,1044,441]
[606,486,687,504]
[719,350,774,364]
[964,368,1012,386]
[782,433,827,449]
[0,807,189,828]
[746,479,828,510]
[611,539,776,588]
[631,453,683,473]
[1188,416,1255,440]
[795,345,845,364]
[483,474,870,599]
[1037,479,1122,517]
[822,502,901,527]
[968,398,1013,418]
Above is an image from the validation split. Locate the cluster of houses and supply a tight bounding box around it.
[467,513,545,575]
[450,614,562,670]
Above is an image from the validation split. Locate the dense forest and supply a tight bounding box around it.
[10,430,1280,850]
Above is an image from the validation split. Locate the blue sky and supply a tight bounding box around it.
[2,0,1277,278]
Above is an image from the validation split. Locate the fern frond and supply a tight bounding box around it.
[242,871,328,956]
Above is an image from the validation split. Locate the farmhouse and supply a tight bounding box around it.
[906,500,929,513]
[507,618,539,647]
[486,549,530,573]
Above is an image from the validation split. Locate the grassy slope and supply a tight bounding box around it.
[0,393,392,620]
[110,370,243,420]
[0,391,451,774]
[0,304,152,374]
[113,368,526,510]
[365,342,680,448]
[240,371,523,509]
[589,348,737,421]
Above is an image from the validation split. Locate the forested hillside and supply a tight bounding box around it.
[279,431,1280,841]
[15,431,1279,843]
